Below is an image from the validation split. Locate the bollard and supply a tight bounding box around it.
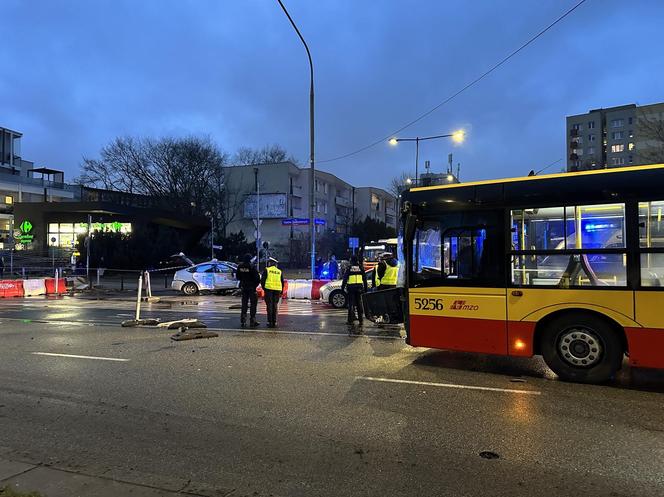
[54,268,59,295]
[21,267,25,279]
[135,274,143,320]
[96,268,101,287]
[121,274,124,291]
[164,274,168,289]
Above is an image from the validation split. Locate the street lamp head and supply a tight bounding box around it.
[405,177,413,185]
[388,137,398,146]
[447,174,454,182]
[452,130,465,144]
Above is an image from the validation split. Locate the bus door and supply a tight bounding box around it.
[632,201,664,369]
[408,225,508,355]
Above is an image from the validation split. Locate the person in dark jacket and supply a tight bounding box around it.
[235,253,261,328]
[260,257,285,328]
[374,252,399,290]
[341,255,368,326]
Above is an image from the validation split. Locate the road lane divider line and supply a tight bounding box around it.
[32,352,130,362]
[356,376,541,395]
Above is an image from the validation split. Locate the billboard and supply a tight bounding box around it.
[244,194,288,219]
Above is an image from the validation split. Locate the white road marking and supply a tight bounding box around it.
[357,376,541,395]
[32,352,130,362]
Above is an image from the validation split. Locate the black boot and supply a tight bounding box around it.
[250,318,260,327]
[240,319,246,328]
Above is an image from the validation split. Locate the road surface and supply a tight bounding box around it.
[0,294,663,496]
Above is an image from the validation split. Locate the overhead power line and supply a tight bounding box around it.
[318,0,589,164]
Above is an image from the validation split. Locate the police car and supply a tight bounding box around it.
[171,259,239,295]
[318,268,375,308]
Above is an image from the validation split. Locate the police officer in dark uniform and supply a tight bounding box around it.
[341,255,368,326]
[235,253,260,328]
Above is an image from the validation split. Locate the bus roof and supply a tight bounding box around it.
[410,163,664,192]
[403,163,664,210]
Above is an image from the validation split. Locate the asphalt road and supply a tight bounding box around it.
[1,294,663,496]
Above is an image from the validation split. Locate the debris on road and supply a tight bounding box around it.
[170,327,218,341]
[157,319,207,330]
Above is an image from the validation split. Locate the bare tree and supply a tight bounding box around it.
[388,171,412,198]
[637,110,664,164]
[77,135,229,214]
[233,144,298,166]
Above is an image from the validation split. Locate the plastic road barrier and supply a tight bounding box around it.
[23,279,46,297]
[45,278,67,295]
[0,280,23,298]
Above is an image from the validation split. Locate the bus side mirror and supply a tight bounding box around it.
[404,213,417,243]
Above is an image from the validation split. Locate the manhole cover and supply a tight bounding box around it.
[479,451,500,460]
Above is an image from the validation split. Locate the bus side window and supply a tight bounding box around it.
[443,228,487,279]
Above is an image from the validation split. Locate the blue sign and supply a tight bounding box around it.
[348,237,359,249]
[282,218,310,226]
[282,218,327,226]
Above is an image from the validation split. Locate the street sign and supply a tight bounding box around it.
[282,218,309,226]
[314,218,326,226]
[212,244,223,250]
[348,237,359,249]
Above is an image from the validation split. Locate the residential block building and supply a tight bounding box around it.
[566,102,664,171]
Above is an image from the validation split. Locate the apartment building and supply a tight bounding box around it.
[566,102,664,171]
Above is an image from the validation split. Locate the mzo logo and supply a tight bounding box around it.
[450,300,479,311]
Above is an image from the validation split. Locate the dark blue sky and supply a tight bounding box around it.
[2,0,664,188]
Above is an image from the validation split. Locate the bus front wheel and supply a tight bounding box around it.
[540,312,624,384]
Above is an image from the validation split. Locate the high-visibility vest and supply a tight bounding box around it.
[380,264,398,286]
[264,267,283,291]
[347,266,363,286]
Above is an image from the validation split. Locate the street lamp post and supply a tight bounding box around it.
[277,0,316,279]
[389,130,465,184]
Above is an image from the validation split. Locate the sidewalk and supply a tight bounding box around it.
[0,457,226,497]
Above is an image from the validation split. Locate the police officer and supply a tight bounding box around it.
[261,257,284,328]
[374,252,399,291]
[235,253,260,328]
[341,255,367,326]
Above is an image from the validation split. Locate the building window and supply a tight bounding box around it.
[628,117,633,125]
[588,134,596,142]
[324,202,328,214]
[612,131,624,140]
[628,142,635,151]
[629,155,633,164]
[629,130,634,139]
[315,180,319,192]
[576,136,583,144]
[4,196,12,205]
[577,149,584,156]
[588,147,595,155]
[611,119,624,128]
[611,144,625,153]
[323,183,328,194]
[611,157,626,166]
[572,123,581,131]
[573,160,581,168]
[588,121,595,129]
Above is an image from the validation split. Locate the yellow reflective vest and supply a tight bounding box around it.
[264,267,283,291]
[379,264,398,286]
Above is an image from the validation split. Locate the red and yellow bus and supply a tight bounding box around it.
[398,163,664,383]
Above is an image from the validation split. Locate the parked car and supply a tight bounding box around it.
[171,260,238,296]
[319,268,374,308]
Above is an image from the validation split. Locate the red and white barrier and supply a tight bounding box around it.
[257,279,330,301]
[0,277,67,298]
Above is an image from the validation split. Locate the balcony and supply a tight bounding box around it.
[570,141,580,149]
[335,196,350,207]
[569,153,579,160]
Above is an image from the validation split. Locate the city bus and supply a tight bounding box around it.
[362,238,398,271]
[397,163,664,383]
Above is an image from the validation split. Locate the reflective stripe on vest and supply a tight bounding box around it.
[380,265,398,286]
[264,267,283,291]
[348,274,363,285]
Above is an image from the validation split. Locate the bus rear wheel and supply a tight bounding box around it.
[540,312,624,384]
